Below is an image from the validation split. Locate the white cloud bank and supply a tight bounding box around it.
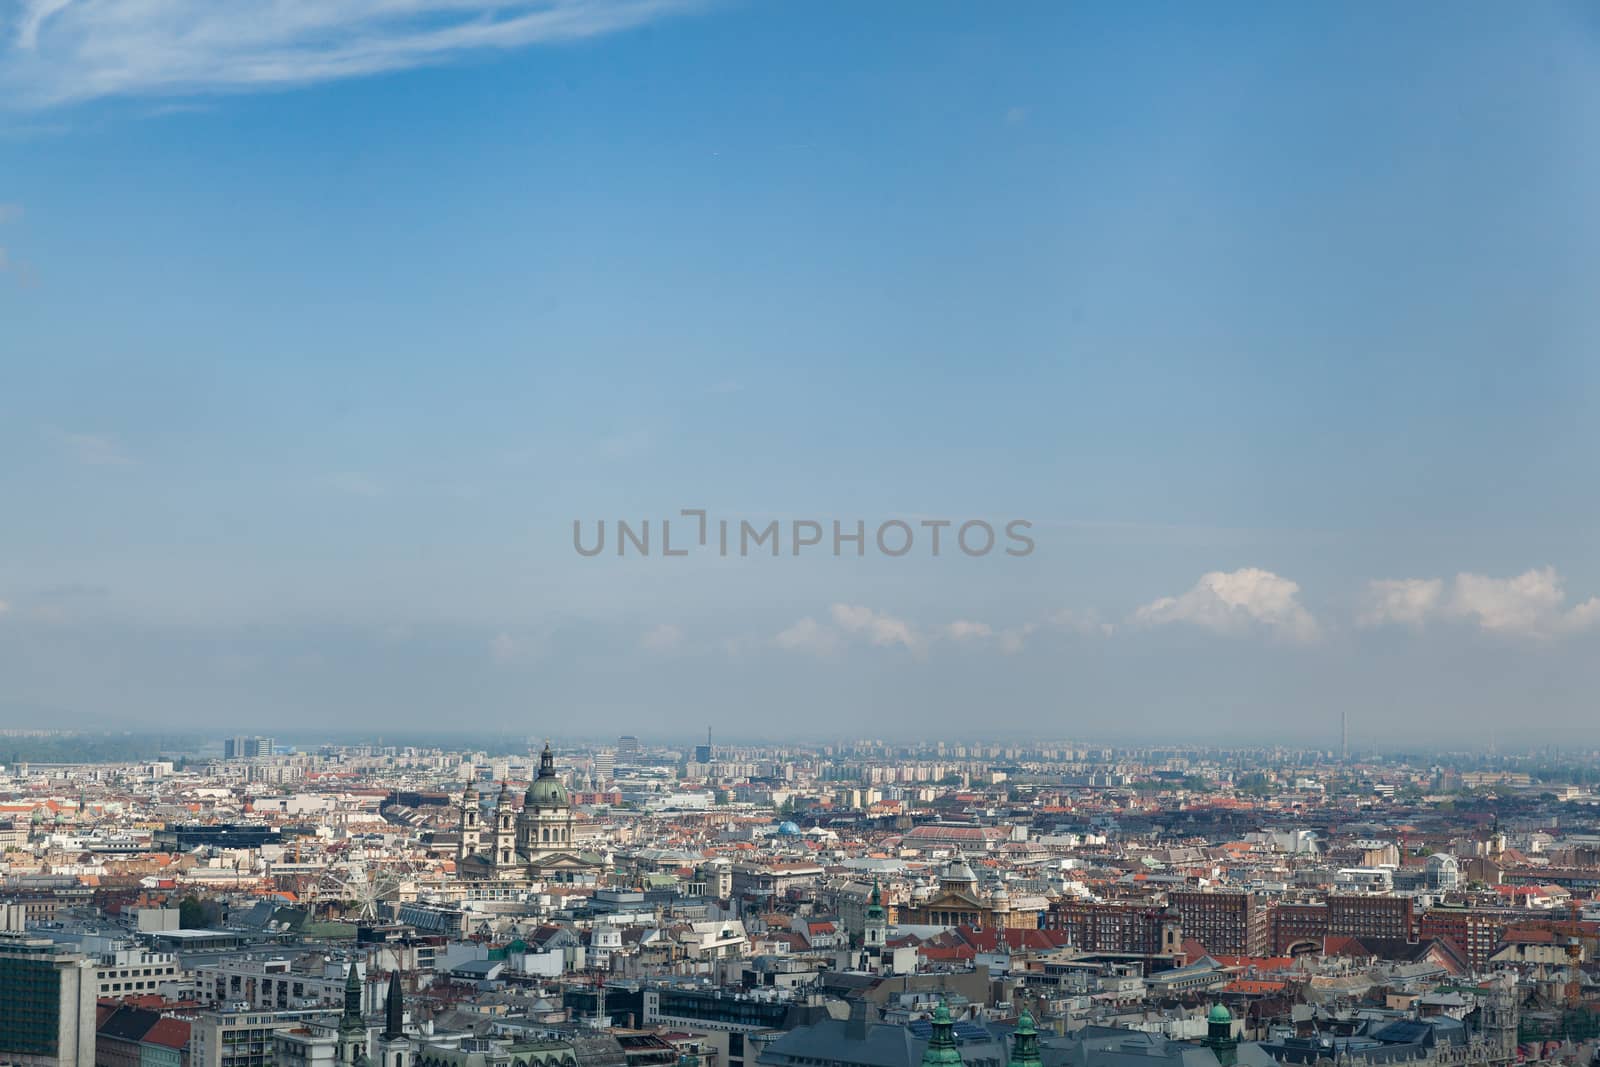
[1361,567,1600,637]
[774,605,922,658]
[2,0,701,107]
[766,567,1598,660]
[1133,567,1319,642]
[774,603,1111,658]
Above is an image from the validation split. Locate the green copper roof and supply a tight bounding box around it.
[526,742,570,809]
[866,878,886,920]
[340,961,365,1032]
[920,1002,964,1066]
[1208,1004,1233,1024]
[1008,1010,1042,1067]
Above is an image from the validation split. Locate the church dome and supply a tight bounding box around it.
[527,775,569,808]
[1207,1004,1233,1024]
[525,743,570,809]
[943,858,977,884]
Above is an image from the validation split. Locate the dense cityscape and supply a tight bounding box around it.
[2,731,1599,1067]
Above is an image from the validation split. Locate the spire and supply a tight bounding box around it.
[1008,1010,1042,1067]
[866,878,886,928]
[920,1001,964,1066]
[538,741,555,779]
[383,971,404,1039]
[340,960,364,1033]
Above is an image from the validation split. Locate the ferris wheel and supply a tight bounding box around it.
[313,857,422,921]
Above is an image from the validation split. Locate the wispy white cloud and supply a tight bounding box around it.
[942,619,1048,654]
[1,0,704,108]
[1359,577,1444,627]
[830,603,919,651]
[773,603,1110,659]
[489,631,519,663]
[321,471,384,497]
[942,620,992,642]
[1452,568,1569,634]
[1363,567,1600,638]
[47,428,134,466]
[773,607,919,658]
[597,428,650,460]
[1134,567,1319,642]
[1047,608,1114,637]
[138,101,215,119]
[773,616,840,657]
[641,622,684,652]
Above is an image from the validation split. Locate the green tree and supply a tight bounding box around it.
[178,896,207,929]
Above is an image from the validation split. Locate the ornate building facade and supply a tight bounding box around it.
[897,859,1044,930]
[456,744,594,882]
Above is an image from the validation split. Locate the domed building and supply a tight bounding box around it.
[518,742,575,857]
[896,857,1044,930]
[456,743,597,883]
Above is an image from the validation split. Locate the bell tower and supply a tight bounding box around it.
[1009,1010,1043,1067]
[492,781,517,867]
[457,782,480,862]
[372,971,412,1067]
[862,879,887,971]
[1160,904,1183,962]
[1482,973,1518,1065]
[336,961,369,1066]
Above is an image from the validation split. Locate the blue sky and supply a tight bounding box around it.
[1,0,1598,744]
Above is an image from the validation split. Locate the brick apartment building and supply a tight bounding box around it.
[1169,890,1270,956]
[1270,901,1329,955]
[1328,894,1413,943]
[1268,895,1417,954]
[1418,908,1507,970]
[1044,901,1184,961]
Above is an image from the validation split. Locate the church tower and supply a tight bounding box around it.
[1203,1005,1237,1067]
[1008,1010,1042,1067]
[862,879,887,972]
[989,883,1011,928]
[1482,973,1518,1065]
[492,781,517,868]
[456,782,480,863]
[336,961,369,1067]
[1160,904,1183,962]
[371,971,411,1067]
[920,1002,964,1066]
